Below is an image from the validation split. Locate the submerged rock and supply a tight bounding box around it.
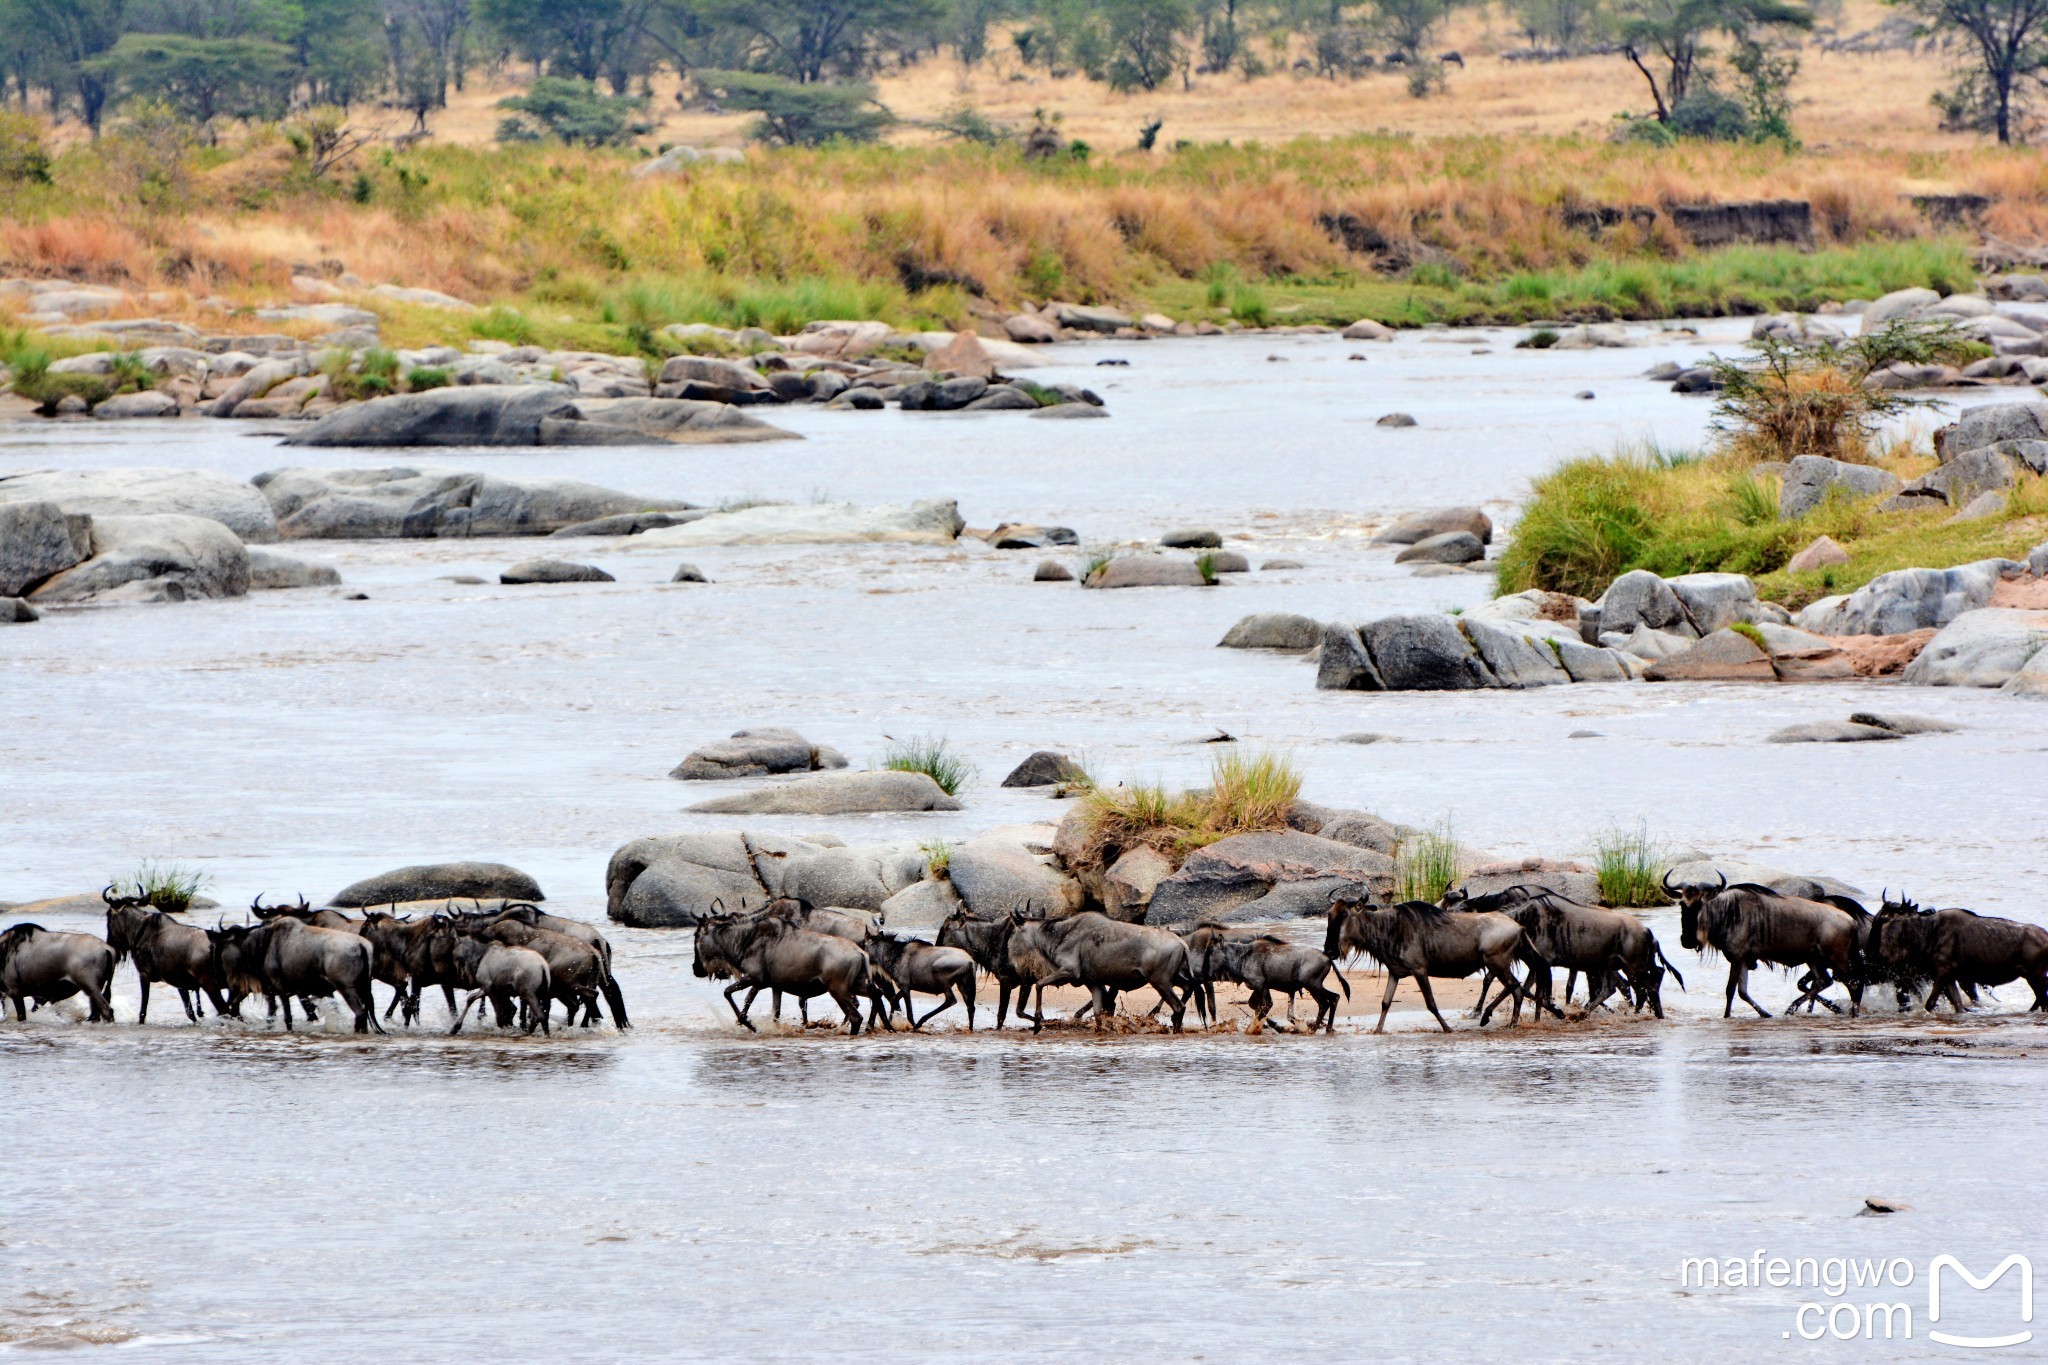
[256,466,694,540]
[246,547,341,589]
[1767,721,1906,743]
[500,559,614,584]
[671,728,848,780]
[632,499,965,547]
[684,769,963,815]
[332,861,544,907]
[1219,612,1323,650]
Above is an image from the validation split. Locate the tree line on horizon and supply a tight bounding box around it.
[0,0,2043,151]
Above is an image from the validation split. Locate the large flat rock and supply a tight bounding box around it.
[684,770,963,815]
[254,466,693,539]
[635,499,965,548]
[30,514,249,604]
[1900,608,2048,687]
[0,467,278,542]
[331,861,544,907]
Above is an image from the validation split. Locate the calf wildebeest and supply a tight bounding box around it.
[1209,935,1349,1033]
[0,922,116,1022]
[1670,873,1864,1019]
[1325,898,1546,1033]
[210,914,383,1033]
[1870,894,2048,1013]
[448,941,553,1036]
[103,885,231,1023]
[692,912,872,1034]
[1180,923,1275,1024]
[1038,912,1195,1032]
[937,909,1073,1030]
[862,931,978,1030]
[457,911,610,1028]
[1451,885,1684,1020]
[495,902,629,1028]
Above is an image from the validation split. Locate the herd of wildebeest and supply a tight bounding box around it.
[1,874,2045,1036]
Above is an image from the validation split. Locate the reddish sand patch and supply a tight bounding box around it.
[1990,576,2048,610]
[1831,630,1937,676]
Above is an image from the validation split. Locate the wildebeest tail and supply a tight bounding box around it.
[1654,942,1686,992]
[601,969,631,1030]
[1327,958,1351,998]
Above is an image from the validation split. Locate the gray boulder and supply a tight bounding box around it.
[30,514,249,604]
[549,511,701,538]
[254,466,693,539]
[282,385,593,447]
[606,832,767,926]
[1315,621,1384,690]
[1362,614,1496,690]
[1900,609,2048,687]
[1208,551,1250,573]
[1780,456,1902,518]
[246,547,341,589]
[1766,721,1905,743]
[1459,618,1570,687]
[1848,711,1961,734]
[671,728,848,780]
[1862,287,1940,326]
[0,500,92,596]
[1027,402,1109,419]
[0,596,36,623]
[878,877,965,928]
[1642,629,1776,682]
[964,386,1038,411]
[1602,623,1692,660]
[568,397,796,444]
[633,499,964,548]
[1286,801,1411,856]
[331,860,543,907]
[500,559,613,584]
[671,564,711,584]
[93,390,180,419]
[1219,612,1323,650]
[1000,751,1086,787]
[1451,858,1600,907]
[1796,559,2018,635]
[1376,412,1418,427]
[1147,831,1394,925]
[1104,846,1175,921]
[1554,638,1636,682]
[751,833,925,911]
[1050,302,1134,333]
[0,467,278,542]
[1599,569,1696,637]
[1905,447,2029,507]
[2002,649,2048,696]
[684,770,963,815]
[1938,400,2048,466]
[1395,531,1484,565]
[946,828,1081,917]
[1161,527,1223,549]
[1085,556,1208,588]
[1033,560,1073,582]
[655,355,772,393]
[1666,572,1760,633]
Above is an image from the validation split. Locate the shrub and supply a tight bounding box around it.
[1517,328,1560,349]
[404,365,451,392]
[1194,551,1220,584]
[0,110,51,184]
[1074,750,1303,872]
[920,839,953,877]
[1729,620,1769,649]
[1395,824,1464,904]
[1229,284,1270,325]
[8,351,114,414]
[1593,824,1666,908]
[496,78,652,148]
[1204,749,1302,833]
[696,71,893,148]
[127,858,208,913]
[1493,448,1670,598]
[1669,88,1751,142]
[883,734,975,796]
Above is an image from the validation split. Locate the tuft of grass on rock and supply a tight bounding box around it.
[127,858,208,913]
[404,365,452,392]
[1729,620,1769,650]
[883,734,975,796]
[1075,749,1303,874]
[1394,823,1465,904]
[1594,824,1668,908]
[919,838,952,877]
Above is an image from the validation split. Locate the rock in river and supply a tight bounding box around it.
[1643,628,1776,682]
[1085,556,1209,589]
[684,770,963,815]
[29,514,249,604]
[671,728,848,780]
[1220,612,1324,650]
[1899,608,2048,688]
[331,861,545,907]
[501,559,614,584]
[0,467,279,542]
[1394,531,1484,565]
[633,499,965,548]
[1147,831,1395,925]
[1000,751,1088,787]
[254,466,694,540]
[1373,507,1493,545]
[0,500,92,596]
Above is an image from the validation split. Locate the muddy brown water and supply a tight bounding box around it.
[4,324,2045,1358]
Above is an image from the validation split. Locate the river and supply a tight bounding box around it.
[2,322,2044,1359]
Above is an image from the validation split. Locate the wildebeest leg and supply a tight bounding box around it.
[8,992,24,1021]
[1090,985,1112,1032]
[962,976,975,1030]
[1309,983,1338,1033]
[1469,975,1493,1019]
[1373,971,1401,1034]
[176,985,198,1022]
[533,987,550,1036]
[723,981,758,1031]
[1789,970,1842,1015]
[1158,978,1186,1033]
[137,976,151,1025]
[440,982,457,1022]
[281,992,296,1031]
[1414,974,1453,1033]
[1246,989,1271,1034]
[995,980,1013,1029]
[831,985,863,1036]
[1563,969,1579,1005]
[1732,962,1771,1018]
[917,988,960,1028]
[451,990,483,1034]
[383,987,406,1021]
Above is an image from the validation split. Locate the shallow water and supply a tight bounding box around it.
[3,323,2046,1359]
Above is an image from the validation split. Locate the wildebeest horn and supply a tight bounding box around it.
[1712,870,1727,892]
[1660,869,1678,897]
[103,883,119,905]
[296,894,309,912]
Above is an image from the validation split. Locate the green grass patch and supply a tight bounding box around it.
[1593,824,1667,908]
[1394,822,1466,905]
[125,858,208,913]
[882,734,975,796]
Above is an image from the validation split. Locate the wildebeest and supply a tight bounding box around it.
[1208,934,1349,1033]
[1870,894,2048,1013]
[744,898,889,1026]
[1671,873,1864,1018]
[456,910,610,1028]
[692,913,871,1034]
[1180,923,1273,1024]
[937,909,1072,1030]
[1037,912,1195,1032]
[448,941,553,1036]
[1325,898,1546,1032]
[1451,885,1684,1020]
[355,908,448,1024]
[862,931,978,1030]
[495,902,629,1028]
[0,922,116,1022]
[103,885,231,1023]
[209,913,383,1033]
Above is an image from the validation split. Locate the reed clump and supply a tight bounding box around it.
[1075,749,1303,876]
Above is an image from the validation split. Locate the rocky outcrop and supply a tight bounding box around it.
[281,385,583,446]
[1796,560,2018,636]
[252,466,693,540]
[1147,831,1394,925]
[1450,858,1600,907]
[568,397,798,443]
[246,547,341,589]
[1285,801,1411,857]
[1459,617,1570,687]
[1395,532,1484,565]
[331,860,544,907]
[606,829,953,926]
[1373,508,1493,546]
[0,467,279,542]
[1315,612,1634,691]
[0,500,92,596]
[1219,612,1323,650]
[1000,751,1087,787]
[1102,846,1175,921]
[29,514,250,604]
[1899,608,2048,687]
[632,499,965,548]
[1085,556,1209,588]
[683,770,963,815]
[946,826,1081,917]
[1362,615,1494,690]
[1642,629,1776,682]
[1779,456,1901,518]
[671,728,849,780]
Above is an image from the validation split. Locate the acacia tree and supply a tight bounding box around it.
[1101,0,1193,90]
[1614,0,1810,120]
[20,0,130,133]
[695,0,944,82]
[1895,0,2048,142]
[477,0,654,91]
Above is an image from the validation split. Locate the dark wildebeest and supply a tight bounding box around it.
[937,909,1072,1030]
[103,885,231,1023]
[458,911,609,1028]
[1209,935,1350,1033]
[1038,912,1195,1033]
[1180,923,1273,1025]
[1671,873,1864,1019]
[1870,894,2048,1013]
[862,931,978,1030]
[1451,885,1684,1020]
[0,923,116,1022]
[448,941,553,1036]
[356,909,449,1024]
[1439,49,1465,67]
[211,913,383,1033]
[246,895,364,1021]
[495,902,628,1028]
[1324,898,1546,1033]
[743,898,889,1027]
[691,913,871,1034]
